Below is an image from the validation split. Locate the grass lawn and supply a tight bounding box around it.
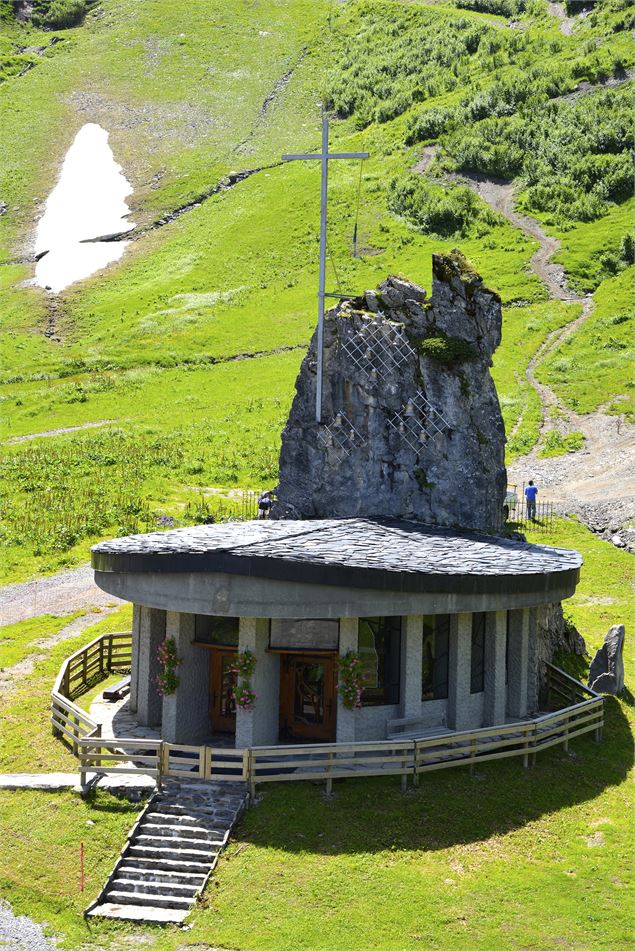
[0,520,631,951]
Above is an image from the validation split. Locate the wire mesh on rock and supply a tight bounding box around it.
[317,412,364,460]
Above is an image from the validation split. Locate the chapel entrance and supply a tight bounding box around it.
[279,654,337,742]
[209,649,237,735]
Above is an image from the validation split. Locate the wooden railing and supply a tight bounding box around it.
[52,641,603,797]
[51,632,132,757]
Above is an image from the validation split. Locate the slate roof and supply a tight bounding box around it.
[92,518,581,596]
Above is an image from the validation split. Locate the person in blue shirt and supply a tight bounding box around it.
[524,480,538,520]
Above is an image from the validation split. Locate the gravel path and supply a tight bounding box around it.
[5,420,116,444]
[0,565,122,627]
[0,901,57,951]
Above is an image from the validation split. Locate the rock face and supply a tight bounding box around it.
[534,602,586,703]
[588,624,625,695]
[273,250,507,532]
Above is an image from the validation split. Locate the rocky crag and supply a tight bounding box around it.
[273,250,507,533]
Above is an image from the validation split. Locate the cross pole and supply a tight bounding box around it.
[282,115,368,423]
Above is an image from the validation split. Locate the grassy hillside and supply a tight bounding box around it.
[0,0,633,580]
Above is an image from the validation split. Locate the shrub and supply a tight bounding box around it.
[32,0,87,29]
[405,107,454,145]
[387,175,488,237]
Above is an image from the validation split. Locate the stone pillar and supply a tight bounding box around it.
[526,608,539,713]
[161,612,209,743]
[235,618,279,748]
[336,617,357,743]
[128,604,141,714]
[483,610,507,727]
[401,615,423,719]
[447,613,472,731]
[137,606,165,727]
[507,608,529,718]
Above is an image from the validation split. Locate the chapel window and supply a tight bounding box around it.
[358,617,401,706]
[422,615,450,701]
[470,612,486,694]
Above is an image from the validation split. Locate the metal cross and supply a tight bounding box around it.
[283,114,368,423]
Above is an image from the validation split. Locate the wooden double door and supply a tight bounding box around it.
[279,653,337,742]
[209,649,237,735]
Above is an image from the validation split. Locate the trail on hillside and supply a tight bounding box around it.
[0,565,122,627]
[5,420,117,444]
[416,147,635,540]
[0,606,121,698]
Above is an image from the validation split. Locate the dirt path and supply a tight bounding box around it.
[0,564,122,627]
[0,606,121,699]
[5,420,116,444]
[415,149,634,540]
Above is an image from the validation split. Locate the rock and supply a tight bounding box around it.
[588,624,625,695]
[273,250,507,533]
[611,534,625,547]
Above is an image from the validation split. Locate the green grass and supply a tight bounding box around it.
[491,299,581,457]
[0,605,132,772]
[0,611,83,670]
[537,267,635,419]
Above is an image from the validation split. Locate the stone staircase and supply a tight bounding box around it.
[86,779,248,923]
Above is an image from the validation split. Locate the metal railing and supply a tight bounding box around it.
[53,637,603,797]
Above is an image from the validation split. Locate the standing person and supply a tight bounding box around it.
[258,490,273,519]
[524,480,538,520]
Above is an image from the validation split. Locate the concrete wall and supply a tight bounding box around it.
[447,614,472,731]
[137,606,165,727]
[235,618,279,747]
[162,612,209,743]
[128,604,141,714]
[95,569,578,620]
[483,610,507,727]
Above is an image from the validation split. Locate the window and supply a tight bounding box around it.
[421,615,450,701]
[358,617,401,706]
[194,615,239,646]
[470,613,485,694]
[270,618,339,651]
[505,612,510,685]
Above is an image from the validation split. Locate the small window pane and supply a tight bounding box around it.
[195,615,239,646]
[270,618,339,651]
[471,613,485,694]
[422,615,449,701]
[358,617,401,706]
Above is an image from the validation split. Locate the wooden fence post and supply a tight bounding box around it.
[325,752,333,797]
[107,635,113,671]
[99,637,104,674]
[413,741,420,788]
[469,739,477,776]
[248,750,256,802]
[156,741,164,791]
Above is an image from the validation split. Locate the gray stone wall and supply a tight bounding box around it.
[162,612,209,743]
[273,250,506,533]
[236,618,280,747]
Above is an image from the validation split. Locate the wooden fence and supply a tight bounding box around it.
[53,637,603,797]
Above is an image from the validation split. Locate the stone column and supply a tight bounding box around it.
[161,612,209,743]
[526,608,539,713]
[483,610,507,727]
[507,608,530,718]
[447,613,472,731]
[136,606,165,727]
[128,604,141,714]
[235,618,279,748]
[401,615,423,719]
[336,617,357,743]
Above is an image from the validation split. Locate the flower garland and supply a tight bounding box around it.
[156,638,181,695]
[230,649,257,711]
[336,650,364,709]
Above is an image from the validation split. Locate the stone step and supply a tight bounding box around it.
[105,889,192,911]
[134,833,222,853]
[154,803,240,821]
[118,864,206,887]
[87,902,188,923]
[141,821,226,842]
[112,878,199,898]
[129,844,219,863]
[146,809,233,828]
[122,854,211,874]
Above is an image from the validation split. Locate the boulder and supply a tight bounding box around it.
[588,624,625,695]
[272,250,507,533]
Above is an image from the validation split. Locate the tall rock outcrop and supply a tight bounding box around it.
[273,250,507,533]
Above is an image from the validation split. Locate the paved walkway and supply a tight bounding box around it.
[0,901,57,951]
[0,564,122,626]
[0,772,155,793]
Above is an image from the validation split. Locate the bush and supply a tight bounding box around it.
[32,0,87,29]
[387,175,490,237]
[405,107,454,145]
[456,0,526,15]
